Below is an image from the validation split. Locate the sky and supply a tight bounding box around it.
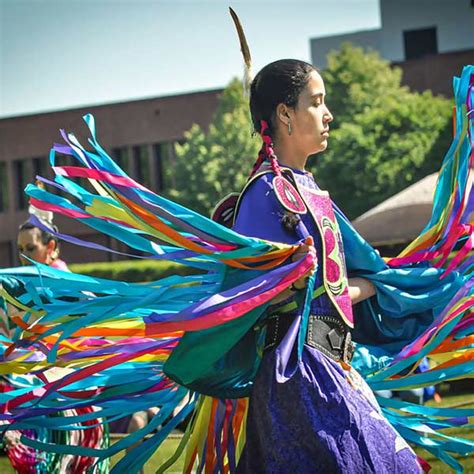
[0,0,380,118]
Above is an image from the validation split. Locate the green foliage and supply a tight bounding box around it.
[69,259,199,283]
[167,79,260,216]
[311,43,452,219]
[164,44,452,221]
[322,43,404,129]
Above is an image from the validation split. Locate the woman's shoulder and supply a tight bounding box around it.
[237,171,275,207]
[233,172,286,238]
[241,170,275,194]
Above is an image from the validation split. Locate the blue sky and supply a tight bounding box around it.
[1,0,380,118]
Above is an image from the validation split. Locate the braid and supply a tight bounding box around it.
[250,146,266,178]
[249,120,281,178]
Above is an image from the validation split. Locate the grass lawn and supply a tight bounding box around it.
[411,393,474,474]
[1,393,472,473]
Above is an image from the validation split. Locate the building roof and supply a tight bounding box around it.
[352,172,472,245]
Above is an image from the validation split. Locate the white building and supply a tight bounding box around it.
[311,0,474,77]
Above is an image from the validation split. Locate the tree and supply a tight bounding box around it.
[168,44,453,221]
[167,79,260,216]
[311,43,452,219]
[322,43,404,129]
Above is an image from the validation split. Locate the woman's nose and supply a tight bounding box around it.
[324,106,333,123]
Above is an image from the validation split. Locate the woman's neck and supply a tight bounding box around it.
[273,141,308,171]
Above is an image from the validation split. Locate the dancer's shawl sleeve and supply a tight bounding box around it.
[338,211,467,351]
[0,106,319,472]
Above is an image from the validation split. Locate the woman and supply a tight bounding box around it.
[1,219,109,474]
[232,59,421,473]
[17,221,69,271]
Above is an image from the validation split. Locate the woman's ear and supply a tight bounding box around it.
[47,239,58,260]
[276,103,291,126]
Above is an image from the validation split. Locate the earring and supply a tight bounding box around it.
[287,120,292,136]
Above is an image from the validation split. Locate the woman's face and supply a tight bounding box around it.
[287,70,333,156]
[17,228,54,266]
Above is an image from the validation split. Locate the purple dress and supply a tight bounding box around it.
[233,169,421,473]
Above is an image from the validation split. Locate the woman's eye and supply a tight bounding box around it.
[26,245,36,252]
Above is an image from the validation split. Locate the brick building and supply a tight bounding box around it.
[0,89,221,266]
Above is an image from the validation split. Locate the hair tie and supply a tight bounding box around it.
[259,120,281,176]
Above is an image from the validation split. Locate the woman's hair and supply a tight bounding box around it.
[19,221,59,248]
[249,59,316,135]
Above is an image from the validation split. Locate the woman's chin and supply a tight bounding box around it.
[315,141,328,153]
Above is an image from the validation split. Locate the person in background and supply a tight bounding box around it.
[0,218,109,474]
[376,358,442,405]
[17,221,69,271]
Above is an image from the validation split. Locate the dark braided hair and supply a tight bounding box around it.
[249,59,316,177]
[250,120,280,176]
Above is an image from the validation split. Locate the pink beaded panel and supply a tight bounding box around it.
[272,175,307,214]
[298,186,353,328]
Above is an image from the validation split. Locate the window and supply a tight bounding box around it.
[53,152,74,172]
[32,156,55,194]
[32,157,47,180]
[112,147,130,173]
[0,162,8,212]
[403,27,438,60]
[132,145,151,189]
[153,142,176,192]
[13,159,29,210]
[153,144,164,192]
[1,241,16,267]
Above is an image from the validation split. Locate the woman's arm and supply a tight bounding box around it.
[273,274,375,306]
[348,277,376,305]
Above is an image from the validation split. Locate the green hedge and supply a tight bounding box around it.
[69,259,201,282]
[69,249,471,283]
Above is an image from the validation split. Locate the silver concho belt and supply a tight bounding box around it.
[263,313,354,364]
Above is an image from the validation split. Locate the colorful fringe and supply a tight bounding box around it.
[388,67,473,276]
[177,396,248,474]
[364,65,474,472]
[0,66,472,474]
[348,66,473,473]
[0,113,313,472]
[0,374,109,473]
